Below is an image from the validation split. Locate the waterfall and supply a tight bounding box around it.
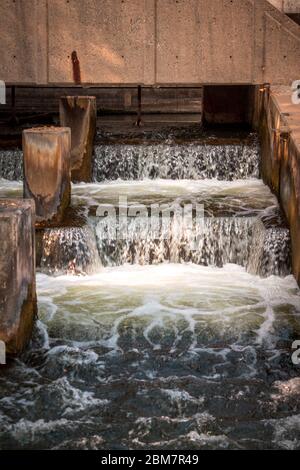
[37,213,291,276]
[94,213,254,268]
[38,226,101,275]
[0,131,291,278]
[93,141,260,181]
[0,149,23,181]
[247,207,291,277]
[0,139,260,183]
[1,125,299,451]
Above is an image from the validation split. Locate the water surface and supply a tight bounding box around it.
[1,264,300,450]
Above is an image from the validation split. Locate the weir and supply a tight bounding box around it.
[93,139,259,181]
[1,101,300,451]
[1,0,300,452]
[0,131,283,277]
[0,124,294,278]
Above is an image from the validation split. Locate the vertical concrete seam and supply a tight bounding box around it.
[262,12,266,83]
[154,0,157,85]
[252,0,256,84]
[35,0,48,84]
[46,0,49,84]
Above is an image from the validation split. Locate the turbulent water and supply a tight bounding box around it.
[0,150,23,181]
[32,179,289,274]
[39,227,101,276]
[69,179,290,274]
[71,178,276,216]
[0,139,259,183]
[95,214,255,268]
[1,264,300,450]
[0,130,300,450]
[248,221,291,278]
[93,141,260,181]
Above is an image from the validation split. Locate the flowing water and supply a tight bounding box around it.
[0,129,300,450]
[92,141,259,181]
[0,150,23,181]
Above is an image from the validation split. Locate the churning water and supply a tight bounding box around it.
[1,265,300,449]
[93,141,259,181]
[0,133,259,182]
[0,150,23,181]
[46,179,289,276]
[0,130,300,450]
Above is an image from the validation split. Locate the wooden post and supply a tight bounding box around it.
[23,127,71,225]
[59,96,96,182]
[0,199,37,356]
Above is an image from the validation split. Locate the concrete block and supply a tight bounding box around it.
[59,96,96,182]
[23,127,71,225]
[0,199,37,355]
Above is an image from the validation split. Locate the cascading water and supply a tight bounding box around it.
[93,140,260,181]
[0,127,300,450]
[0,134,260,182]
[0,150,23,181]
[94,213,255,268]
[38,226,101,276]
[247,206,291,277]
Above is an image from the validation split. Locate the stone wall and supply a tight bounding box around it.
[0,0,300,85]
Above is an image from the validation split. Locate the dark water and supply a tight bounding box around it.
[1,265,300,450]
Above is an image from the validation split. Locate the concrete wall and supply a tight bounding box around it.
[254,85,300,286]
[0,0,300,86]
[269,0,300,13]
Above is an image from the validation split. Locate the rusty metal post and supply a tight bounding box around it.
[71,51,81,85]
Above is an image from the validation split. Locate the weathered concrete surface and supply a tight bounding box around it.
[269,1,300,13]
[59,96,96,182]
[0,0,300,85]
[254,85,300,285]
[0,199,37,355]
[23,127,71,225]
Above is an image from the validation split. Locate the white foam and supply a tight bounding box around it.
[36,263,300,357]
[72,178,276,207]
